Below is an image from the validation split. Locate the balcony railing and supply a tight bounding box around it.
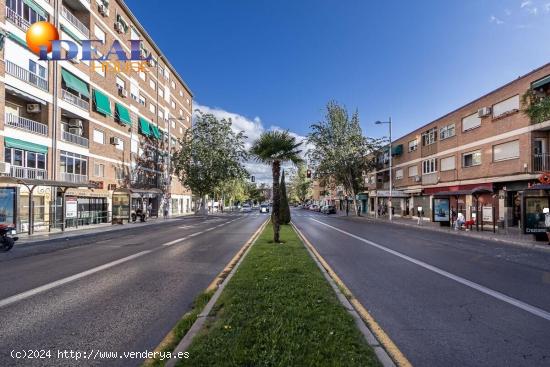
[422,172,438,185]
[60,172,88,183]
[10,166,47,180]
[62,130,89,148]
[533,154,550,172]
[5,6,31,31]
[61,6,90,37]
[6,61,49,91]
[62,89,90,110]
[5,113,48,136]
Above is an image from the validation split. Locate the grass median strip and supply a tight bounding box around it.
[178,224,381,367]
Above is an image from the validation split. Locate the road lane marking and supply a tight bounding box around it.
[311,218,550,322]
[0,251,151,308]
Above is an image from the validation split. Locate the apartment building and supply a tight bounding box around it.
[363,62,550,229]
[0,0,194,234]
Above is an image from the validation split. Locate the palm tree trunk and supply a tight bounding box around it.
[272,160,281,242]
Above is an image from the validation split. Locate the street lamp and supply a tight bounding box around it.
[375,117,393,221]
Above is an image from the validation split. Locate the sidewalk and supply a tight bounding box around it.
[337,211,550,251]
[17,213,196,245]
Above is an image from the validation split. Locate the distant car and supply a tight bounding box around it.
[321,205,336,214]
[260,204,270,213]
[241,204,252,213]
[310,204,319,212]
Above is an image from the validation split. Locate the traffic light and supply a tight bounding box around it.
[251,176,255,183]
[306,170,312,178]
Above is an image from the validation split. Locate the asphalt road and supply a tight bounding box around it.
[0,213,266,366]
[292,209,550,367]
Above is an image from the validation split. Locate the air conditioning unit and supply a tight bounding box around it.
[98,4,109,16]
[118,87,128,98]
[110,136,121,145]
[415,175,421,182]
[114,22,124,33]
[68,119,83,128]
[68,127,82,135]
[478,107,491,117]
[27,104,41,113]
[0,162,11,175]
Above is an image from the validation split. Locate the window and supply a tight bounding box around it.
[116,76,125,90]
[131,139,138,153]
[7,0,47,24]
[159,66,165,78]
[115,139,124,151]
[149,79,156,91]
[422,158,437,174]
[395,169,403,180]
[130,81,139,101]
[408,165,418,177]
[171,120,176,129]
[493,140,520,161]
[158,110,165,120]
[60,151,87,176]
[408,139,418,152]
[158,88,164,99]
[186,115,190,123]
[440,156,456,171]
[5,147,46,170]
[439,124,455,140]
[179,126,183,134]
[422,128,437,146]
[138,94,146,106]
[130,26,139,40]
[139,70,146,81]
[462,150,482,167]
[28,60,46,79]
[462,113,481,132]
[149,103,156,114]
[93,129,105,144]
[94,25,106,43]
[171,81,176,89]
[115,167,125,180]
[171,100,176,109]
[179,91,183,97]
[186,98,190,105]
[94,163,104,177]
[493,95,520,118]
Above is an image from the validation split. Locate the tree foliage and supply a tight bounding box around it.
[307,101,384,215]
[288,163,312,203]
[279,170,291,224]
[250,130,302,242]
[522,89,550,124]
[172,112,249,210]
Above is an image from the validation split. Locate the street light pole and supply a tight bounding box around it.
[375,117,393,221]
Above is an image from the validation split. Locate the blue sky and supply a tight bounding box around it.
[126,0,550,180]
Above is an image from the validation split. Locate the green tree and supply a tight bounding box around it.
[250,131,303,242]
[279,170,291,224]
[173,112,249,214]
[289,163,312,203]
[307,101,384,215]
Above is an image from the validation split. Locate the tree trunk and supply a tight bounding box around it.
[272,160,281,243]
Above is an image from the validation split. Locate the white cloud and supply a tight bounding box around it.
[545,2,550,12]
[489,15,504,24]
[521,0,532,8]
[192,102,309,185]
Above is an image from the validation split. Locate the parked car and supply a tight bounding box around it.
[260,204,270,213]
[241,204,252,213]
[321,205,337,214]
[310,204,320,212]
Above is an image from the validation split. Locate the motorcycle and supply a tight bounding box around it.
[0,225,18,252]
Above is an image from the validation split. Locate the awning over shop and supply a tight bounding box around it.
[93,89,112,116]
[115,103,132,125]
[375,190,409,198]
[61,69,90,98]
[0,176,97,188]
[5,137,48,154]
[138,117,152,136]
[532,75,550,90]
[113,187,162,198]
[150,125,162,139]
[433,187,493,197]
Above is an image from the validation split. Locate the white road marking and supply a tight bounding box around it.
[310,218,550,322]
[188,231,203,237]
[0,251,151,308]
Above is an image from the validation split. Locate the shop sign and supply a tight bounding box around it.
[482,206,493,222]
[66,196,78,219]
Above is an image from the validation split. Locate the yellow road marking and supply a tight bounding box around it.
[292,223,413,367]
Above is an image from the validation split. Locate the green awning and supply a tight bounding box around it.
[24,0,47,19]
[392,144,403,156]
[138,117,151,136]
[7,32,28,49]
[5,137,48,154]
[150,125,161,139]
[61,69,89,98]
[93,89,112,116]
[532,75,550,90]
[60,24,82,45]
[115,103,131,125]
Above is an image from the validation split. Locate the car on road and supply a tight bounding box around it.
[310,204,320,212]
[321,205,336,214]
[241,204,252,213]
[260,204,270,213]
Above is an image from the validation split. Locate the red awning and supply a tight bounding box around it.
[423,183,492,195]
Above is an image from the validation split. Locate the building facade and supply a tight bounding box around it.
[0,0,193,233]
[364,63,550,229]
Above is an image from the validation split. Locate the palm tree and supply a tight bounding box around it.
[250,131,303,242]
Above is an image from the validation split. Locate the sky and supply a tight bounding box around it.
[126,0,550,182]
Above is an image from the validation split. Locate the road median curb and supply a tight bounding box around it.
[291,222,412,367]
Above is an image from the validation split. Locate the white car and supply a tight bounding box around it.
[241,204,252,213]
[260,204,270,213]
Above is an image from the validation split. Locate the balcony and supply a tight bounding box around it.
[422,173,438,185]
[62,130,89,148]
[533,154,550,172]
[62,89,90,110]
[5,113,48,136]
[5,6,31,31]
[6,61,49,91]
[61,6,90,37]
[10,166,47,180]
[60,172,88,183]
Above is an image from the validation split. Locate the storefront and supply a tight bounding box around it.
[112,188,163,223]
[521,184,550,238]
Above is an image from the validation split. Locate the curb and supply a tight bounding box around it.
[163,218,269,367]
[292,222,412,367]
